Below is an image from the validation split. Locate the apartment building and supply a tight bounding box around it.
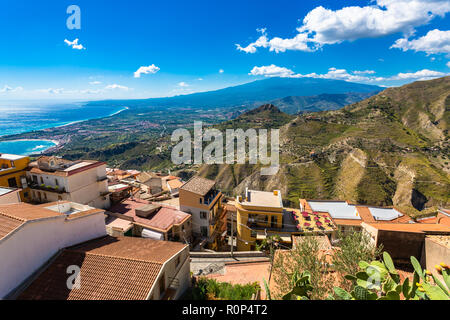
[26,156,110,209]
[235,189,288,251]
[0,154,30,201]
[0,201,106,298]
[179,176,224,250]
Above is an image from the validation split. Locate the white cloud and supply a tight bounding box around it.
[447,61,450,67]
[391,29,450,55]
[219,69,224,74]
[248,65,448,83]
[249,64,296,78]
[237,0,450,53]
[178,82,189,87]
[134,64,160,78]
[388,69,447,80]
[0,85,23,93]
[89,81,102,85]
[36,88,65,94]
[197,78,204,81]
[105,84,130,91]
[64,38,85,50]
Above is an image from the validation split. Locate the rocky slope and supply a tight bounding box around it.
[196,77,450,217]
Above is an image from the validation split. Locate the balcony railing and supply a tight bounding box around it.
[204,189,220,206]
[29,183,66,194]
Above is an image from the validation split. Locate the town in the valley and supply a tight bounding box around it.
[0,152,449,300]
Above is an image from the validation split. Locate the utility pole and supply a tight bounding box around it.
[230,212,234,258]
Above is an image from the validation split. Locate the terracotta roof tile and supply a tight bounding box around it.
[0,203,61,221]
[180,176,215,196]
[356,206,376,223]
[0,214,24,241]
[18,236,187,300]
[363,222,450,234]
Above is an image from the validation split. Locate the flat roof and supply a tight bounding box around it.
[240,189,283,208]
[0,154,27,161]
[307,201,360,220]
[0,187,18,196]
[368,207,403,221]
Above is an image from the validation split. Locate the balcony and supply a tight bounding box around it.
[29,183,66,194]
[204,189,220,206]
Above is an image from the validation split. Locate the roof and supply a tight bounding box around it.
[167,179,183,189]
[110,199,190,232]
[180,176,216,196]
[356,206,375,223]
[240,189,283,208]
[306,200,360,220]
[0,154,27,161]
[0,187,19,197]
[18,236,187,300]
[363,222,450,234]
[136,172,157,183]
[0,202,103,241]
[29,157,105,177]
[367,207,403,221]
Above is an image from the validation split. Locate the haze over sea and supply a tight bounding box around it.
[0,101,127,155]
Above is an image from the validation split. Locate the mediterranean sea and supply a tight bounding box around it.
[0,101,128,155]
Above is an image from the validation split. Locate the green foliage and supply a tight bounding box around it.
[282,270,314,300]
[189,278,260,300]
[331,252,450,300]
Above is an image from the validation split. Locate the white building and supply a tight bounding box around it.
[27,156,111,209]
[0,201,107,299]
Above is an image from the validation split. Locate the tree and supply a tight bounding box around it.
[271,236,334,300]
[332,230,383,292]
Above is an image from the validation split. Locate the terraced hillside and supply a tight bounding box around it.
[196,77,450,217]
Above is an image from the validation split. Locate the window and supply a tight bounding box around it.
[10,161,15,167]
[7,177,17,188]
[176,256,180,268]
[55,179,59,186]
[199,198,203,204]
[201,226,208,237]
[40,177,44,184]
[200,211,207,220]
[250,230,257,238]
[32,175,38,184]
[270,216,277,228]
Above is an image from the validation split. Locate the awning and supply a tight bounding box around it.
[141,228,164,240]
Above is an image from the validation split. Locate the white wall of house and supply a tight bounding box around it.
[27,164,110,209]
[179,204,210,237]
[0,213,106,299]
[148,246,190,300]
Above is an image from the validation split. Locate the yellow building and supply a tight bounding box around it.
[179,176,224,250]
[235,188,295,251]
[0,154,30,201]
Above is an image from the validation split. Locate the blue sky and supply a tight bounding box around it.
[0,0,449,100]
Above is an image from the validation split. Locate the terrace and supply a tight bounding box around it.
[290,209,336,233]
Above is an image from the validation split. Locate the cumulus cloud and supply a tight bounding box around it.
[248,65,448,83]
[237,0,450,53]
[178,82,189,87]
[447,61,450,68]
[89,81,102,85]
[249,64,297,77]
[64,38,85,50]
[0,85,23,93]
[219,69,224,73]
[134,64,160,78]
[391,29,450,55]
[105,84,129,91]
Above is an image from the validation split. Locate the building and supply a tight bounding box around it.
[167,178,183,195]
[361,222,450,264]
[26,156,110,209]
[137,172,163,194]
[108,182,133,204]
[299,199,412,234]
[0,154,30,201]
[17,236,190,300]
[0,202,106,299]
[0,187,21,204]
[108,198,192,243]
[179,176,224,250]
[235,189,290,251]
[424,236,449,284]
